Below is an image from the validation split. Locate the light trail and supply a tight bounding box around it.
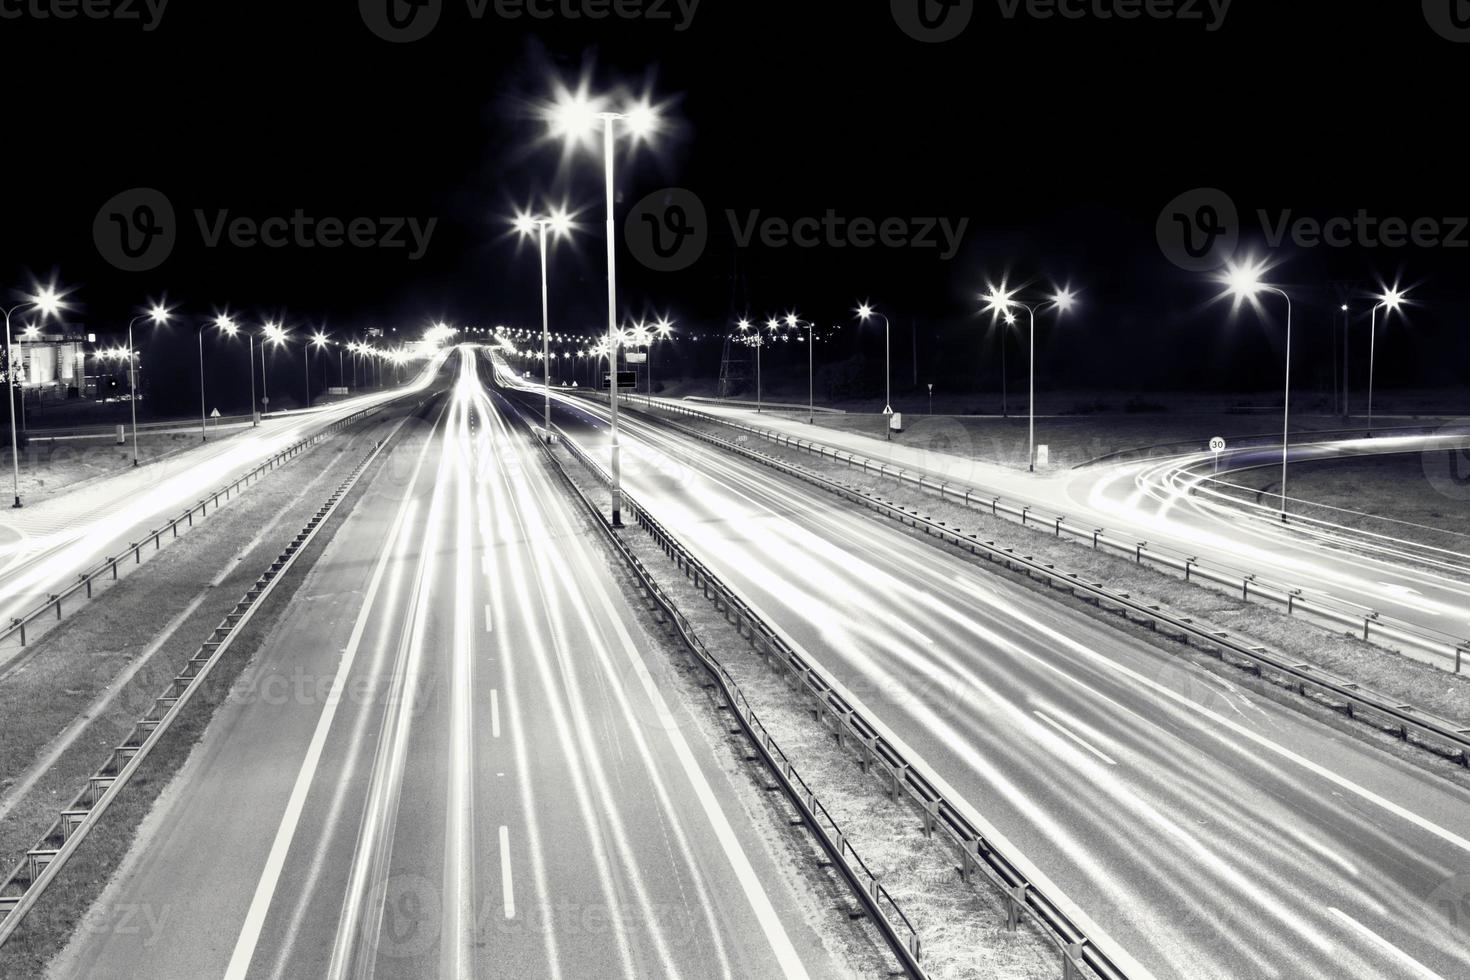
[515,374,1470,980]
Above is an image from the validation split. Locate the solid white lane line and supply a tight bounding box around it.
[491,689,501,738]
[1327,908,1445,980]
[500,826,515,919]
[1033,710,1118,766]
[224,418,430,980]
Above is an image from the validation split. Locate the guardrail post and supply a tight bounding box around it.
[13,618,24,646]
[1287,589,1301,614]
[1457,644,1466,675]
[1136,541,1147,563]
[1184,557,1196,581]
[1062,942,1085,980]
[1005,884,1027,930]
[1364,612,1379,641]
[1242,573,1255,599]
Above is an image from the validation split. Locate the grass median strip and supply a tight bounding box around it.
[549,437,1059,980]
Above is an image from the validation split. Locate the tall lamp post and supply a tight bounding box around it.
[262,321,286,415]
[3,284,65,507]
[785,312,817,424]
[125,300,175,465]
[1218,260,1294,520]
[1365,287,1406,436]
[648,317,673,396]
[546,86,661,526]
[213,314,257,426]
[307,330,330,408]
[855,303,893,417]
[513,207,572,431]
[981,283,1077,472]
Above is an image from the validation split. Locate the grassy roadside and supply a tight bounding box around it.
[549,440,1059,980]
[1212,450,1470,553]
[5,427,249,502]
[0,408,415,977]
[648,409,1470,788]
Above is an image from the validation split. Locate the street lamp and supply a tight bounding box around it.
[1218,259,1294,519]
[981,283,1077,472]
[3,283,65,507]
[125,300,174,465]
[785,312,817,424]
[307,329,329,409]
[513,206,573,430]
[215,314,260,427]
[545,83,661,526]
[262,321,287,416]
[855,303,893,417]
[1365,286,1407,436]
[649,316,673,396]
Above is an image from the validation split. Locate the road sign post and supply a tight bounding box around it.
[1209,436,1226,476]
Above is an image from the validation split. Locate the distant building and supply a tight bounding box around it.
[12,328,91,397]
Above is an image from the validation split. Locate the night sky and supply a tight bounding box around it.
[5,1,1468,412]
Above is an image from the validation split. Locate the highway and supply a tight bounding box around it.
[645,399,1470,660]
[0,359,446,641]
[49,349,839,980]
[503,370,1470,980]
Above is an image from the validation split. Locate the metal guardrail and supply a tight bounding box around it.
[0,429,397,946]
[598,398,1470,770]
[23,414,257,441]
[599,392,1470,676]
[1,404,384,652]
[535,417,928,979]
[547,415,1118,980]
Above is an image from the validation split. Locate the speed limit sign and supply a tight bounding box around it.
[1209,436,1226,453]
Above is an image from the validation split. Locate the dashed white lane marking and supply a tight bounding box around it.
[1033,710,1118,766]
[499,826,516,919]
[491,689,501,738]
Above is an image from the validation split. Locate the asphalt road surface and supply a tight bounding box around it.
[51,350,841,980]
